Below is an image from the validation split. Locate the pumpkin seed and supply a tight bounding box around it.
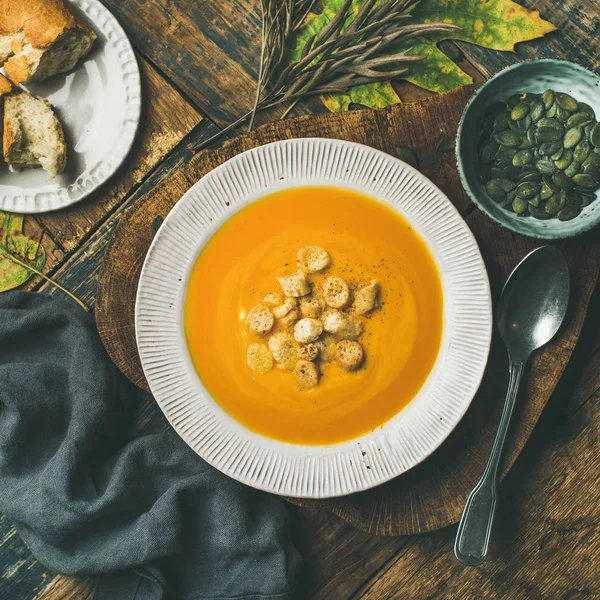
[520,171,543,183]
[590,123,600,147]
[522,164,538,173]
[573,139,592,164]
[511,103,530,120]
[529,100,545,123]
[556,92,579,112]
[520,93,537,104]
[513,149,533,167]
[481,140,499,162]
[536,127,562,143]
[504,166,522,181]
[543,175,560,191]
[536,158,557,175]
[507,95,520,108]
[555,150,573,171]
[516,181,541,198]
[556,106,571,122]
[537,117,563,130]
[507,119,522,132]
[562,190,583,206]
[558,205,582,221]
[494,155,513,169]
[517,115,532,132]
[583,164,600,180]
[529,204,552,220]
[540,183,554,200]
[494,130,522,147]
[486,180,507,202]
[551,147,564,161]
[564,127,583,149]
[479,90,600,221]
[545,194,565,215]
[538,142,562,156]
[542,90,555,110]
[573,173,597,188]
[493,112,510,132]
[496,177,517,192]
[580,192,597,207]
[583,153,600,168]
[512,196,529,215]
[553,172,575,189]
[567,112,593,128]
[504,189,517,205]
[578,102,595,117]
[564,161,581,178]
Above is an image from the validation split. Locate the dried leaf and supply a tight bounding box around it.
[0,212,46,292]
[291,0,557,111]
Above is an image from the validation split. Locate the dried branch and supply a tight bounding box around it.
[201,0,462,148]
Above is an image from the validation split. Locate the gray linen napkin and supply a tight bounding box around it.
[0,292,301,599]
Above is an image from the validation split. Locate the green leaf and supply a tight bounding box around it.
[289,0,556,111]
[0,212,47,292]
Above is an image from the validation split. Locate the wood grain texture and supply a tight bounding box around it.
[35,56,202,253]
[94,84,600,535]
[99,0,326,128]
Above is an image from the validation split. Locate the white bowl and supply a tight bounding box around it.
[135,138,492,498]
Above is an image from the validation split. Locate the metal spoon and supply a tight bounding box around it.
[454,246,570,566]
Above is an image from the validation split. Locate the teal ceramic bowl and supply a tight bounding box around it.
[457,60,600,239]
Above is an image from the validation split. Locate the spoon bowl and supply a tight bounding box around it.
[497,247,570,362]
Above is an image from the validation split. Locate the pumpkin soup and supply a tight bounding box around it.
[185,186,443,445]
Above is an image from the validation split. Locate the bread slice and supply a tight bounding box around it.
[0,73,11,95]
[4,91,67,178]
[0,0,96,85]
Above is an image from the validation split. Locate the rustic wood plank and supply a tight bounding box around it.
[351,368,600,599]
[290,507,407,600]
[36,577,94,600]
[99,0,326,128]
[35,55,202,253]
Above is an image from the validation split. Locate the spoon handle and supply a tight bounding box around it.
[454,359,525,566]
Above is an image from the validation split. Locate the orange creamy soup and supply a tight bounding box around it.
[185,186,443,445]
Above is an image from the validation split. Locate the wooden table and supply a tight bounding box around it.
[1,1,599,598]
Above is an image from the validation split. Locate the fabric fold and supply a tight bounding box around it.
[0,292,300,599]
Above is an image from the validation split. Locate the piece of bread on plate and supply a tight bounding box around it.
[0,73,11,96]
[3,90,67,178]
[0,0,96,85]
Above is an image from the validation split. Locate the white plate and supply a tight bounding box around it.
[0,0,141,213]
[136,139,493,498]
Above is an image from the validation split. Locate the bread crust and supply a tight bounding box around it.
[0,73,11,95]
[0,0,96,85]
[0,0,88,49]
